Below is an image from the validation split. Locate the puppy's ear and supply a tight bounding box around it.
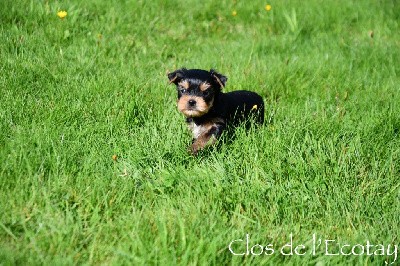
[167,68,186,85]
[210,69,227,89]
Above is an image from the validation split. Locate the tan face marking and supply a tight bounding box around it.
[199,82,211,91]
[178,80,189,89]
[177,95,213,117]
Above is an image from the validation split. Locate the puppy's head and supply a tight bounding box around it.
[167,68,227,118]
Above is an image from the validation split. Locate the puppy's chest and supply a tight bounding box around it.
[187,121,208,139]
[186,117,225,139]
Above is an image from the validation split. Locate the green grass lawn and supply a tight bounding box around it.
[1,0,399,265]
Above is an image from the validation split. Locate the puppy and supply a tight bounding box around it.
[168,68,264,155]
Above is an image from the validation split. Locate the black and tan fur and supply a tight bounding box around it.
[168,68,264,155]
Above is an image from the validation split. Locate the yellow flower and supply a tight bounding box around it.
[251,105,258,111]
[232,10,237,16]
[265,4,272,11]
[57,10,67,19]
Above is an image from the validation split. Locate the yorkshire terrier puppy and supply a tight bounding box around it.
[168,68,264,155]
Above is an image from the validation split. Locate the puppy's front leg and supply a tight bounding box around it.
[190,124,224,155]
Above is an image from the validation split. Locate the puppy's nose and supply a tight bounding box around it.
[188,99,196,107]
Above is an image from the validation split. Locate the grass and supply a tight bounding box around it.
[1,0,399,265]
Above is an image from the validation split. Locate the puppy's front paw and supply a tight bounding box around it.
[189,144,199,156]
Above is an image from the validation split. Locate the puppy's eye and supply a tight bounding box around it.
[180,89,187,94]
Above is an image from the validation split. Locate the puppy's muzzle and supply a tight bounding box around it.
[178,95,211,118]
